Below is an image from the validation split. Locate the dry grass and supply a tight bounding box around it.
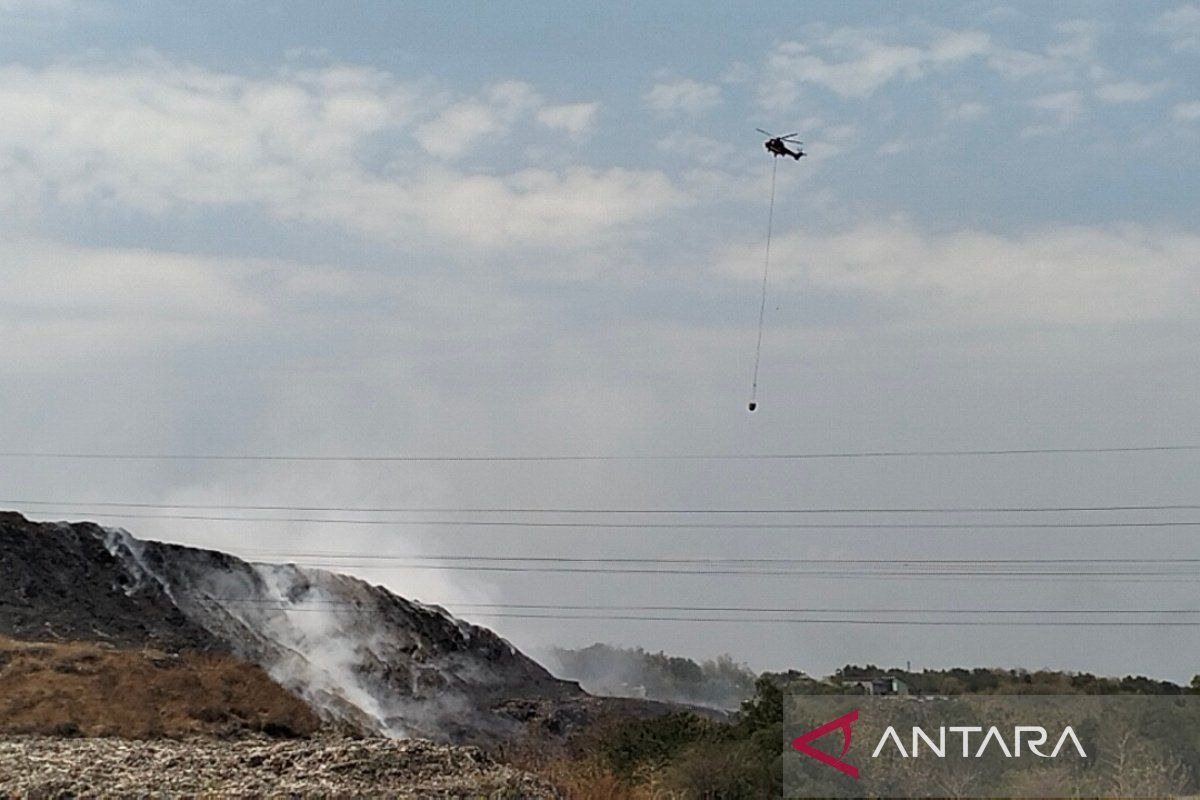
[0,635,320,738]
[499,735,686,800]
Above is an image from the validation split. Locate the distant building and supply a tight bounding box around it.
[843,676,909,696]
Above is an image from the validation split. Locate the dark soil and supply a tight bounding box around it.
[0,512,220,652]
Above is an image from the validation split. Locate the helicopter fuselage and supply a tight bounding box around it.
[765,138,804,160]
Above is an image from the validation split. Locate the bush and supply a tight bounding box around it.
[599,712,730,780]
[660,740,778,799]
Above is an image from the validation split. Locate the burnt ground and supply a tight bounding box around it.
[0,512,220,652]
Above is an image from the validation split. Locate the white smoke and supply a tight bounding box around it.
[87,497,556,742]
[235,564,399,734]
[545,643,756,711]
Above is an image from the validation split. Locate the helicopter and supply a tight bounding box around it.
[757,128,805,160]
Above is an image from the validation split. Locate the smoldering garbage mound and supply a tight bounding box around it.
[0,513,218,652]
[0,636,320,739]
[0,511,584,745]
[0,735,557,798]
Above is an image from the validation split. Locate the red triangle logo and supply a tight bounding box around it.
[790,708,859,779]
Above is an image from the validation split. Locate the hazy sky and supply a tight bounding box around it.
[2,1,1199,681]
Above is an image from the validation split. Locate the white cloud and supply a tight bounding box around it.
[536,102,599,136]
[719,61,753,84]
[986,20,1102,81]
[1174,100,1200,121]
[0,230,554,372]
[0,239,272,368]
[946,100,989,121]
[0,0,94,22]
[0,60,682,250]
[1044,19,1102,62]
[759,28,990,105]
[0,240,263,316]
[983,5,1022,21]
[413,80,541,158]
[488,79,541,111]
[643,78,721,114]
[1151,4,1200,52]
[1022,90,1084,137]
[413,100,502,158]
[1094,79,1167,104]
[763,39,921,101]
[876,138,912,156]
[412,166,686,249]
[928,30,994,62]
[655,131,735,165]
[719,221,1200,325]
[0,60,412,210]
[984,48,1058,79]
[1031,90,1083,113]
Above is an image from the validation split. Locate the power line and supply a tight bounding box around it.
[237,552,1200,580]
[197,597,1200,623]
[263,561,1200,582]
[461,603,1200,615]
[8,498,1200,515]
[276,562,1200,576]
[18,509,1200,529]
[208,598,1200,615]
[241,552,1200,566]
[196,599,1200,625]
[461,613,1200,627]
[1,443,1198,462]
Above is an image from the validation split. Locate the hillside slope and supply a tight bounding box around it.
[0,511,584,743]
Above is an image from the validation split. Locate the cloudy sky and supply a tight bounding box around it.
[2,1,1199,681]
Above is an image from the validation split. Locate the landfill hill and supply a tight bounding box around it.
[0,510,677,746]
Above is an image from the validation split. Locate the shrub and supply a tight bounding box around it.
[599,712,730,780]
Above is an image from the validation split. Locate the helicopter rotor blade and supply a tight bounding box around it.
[755,128,774,137]
[781,132,801,139]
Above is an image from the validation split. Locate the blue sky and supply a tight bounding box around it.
[1,1,1199,680]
